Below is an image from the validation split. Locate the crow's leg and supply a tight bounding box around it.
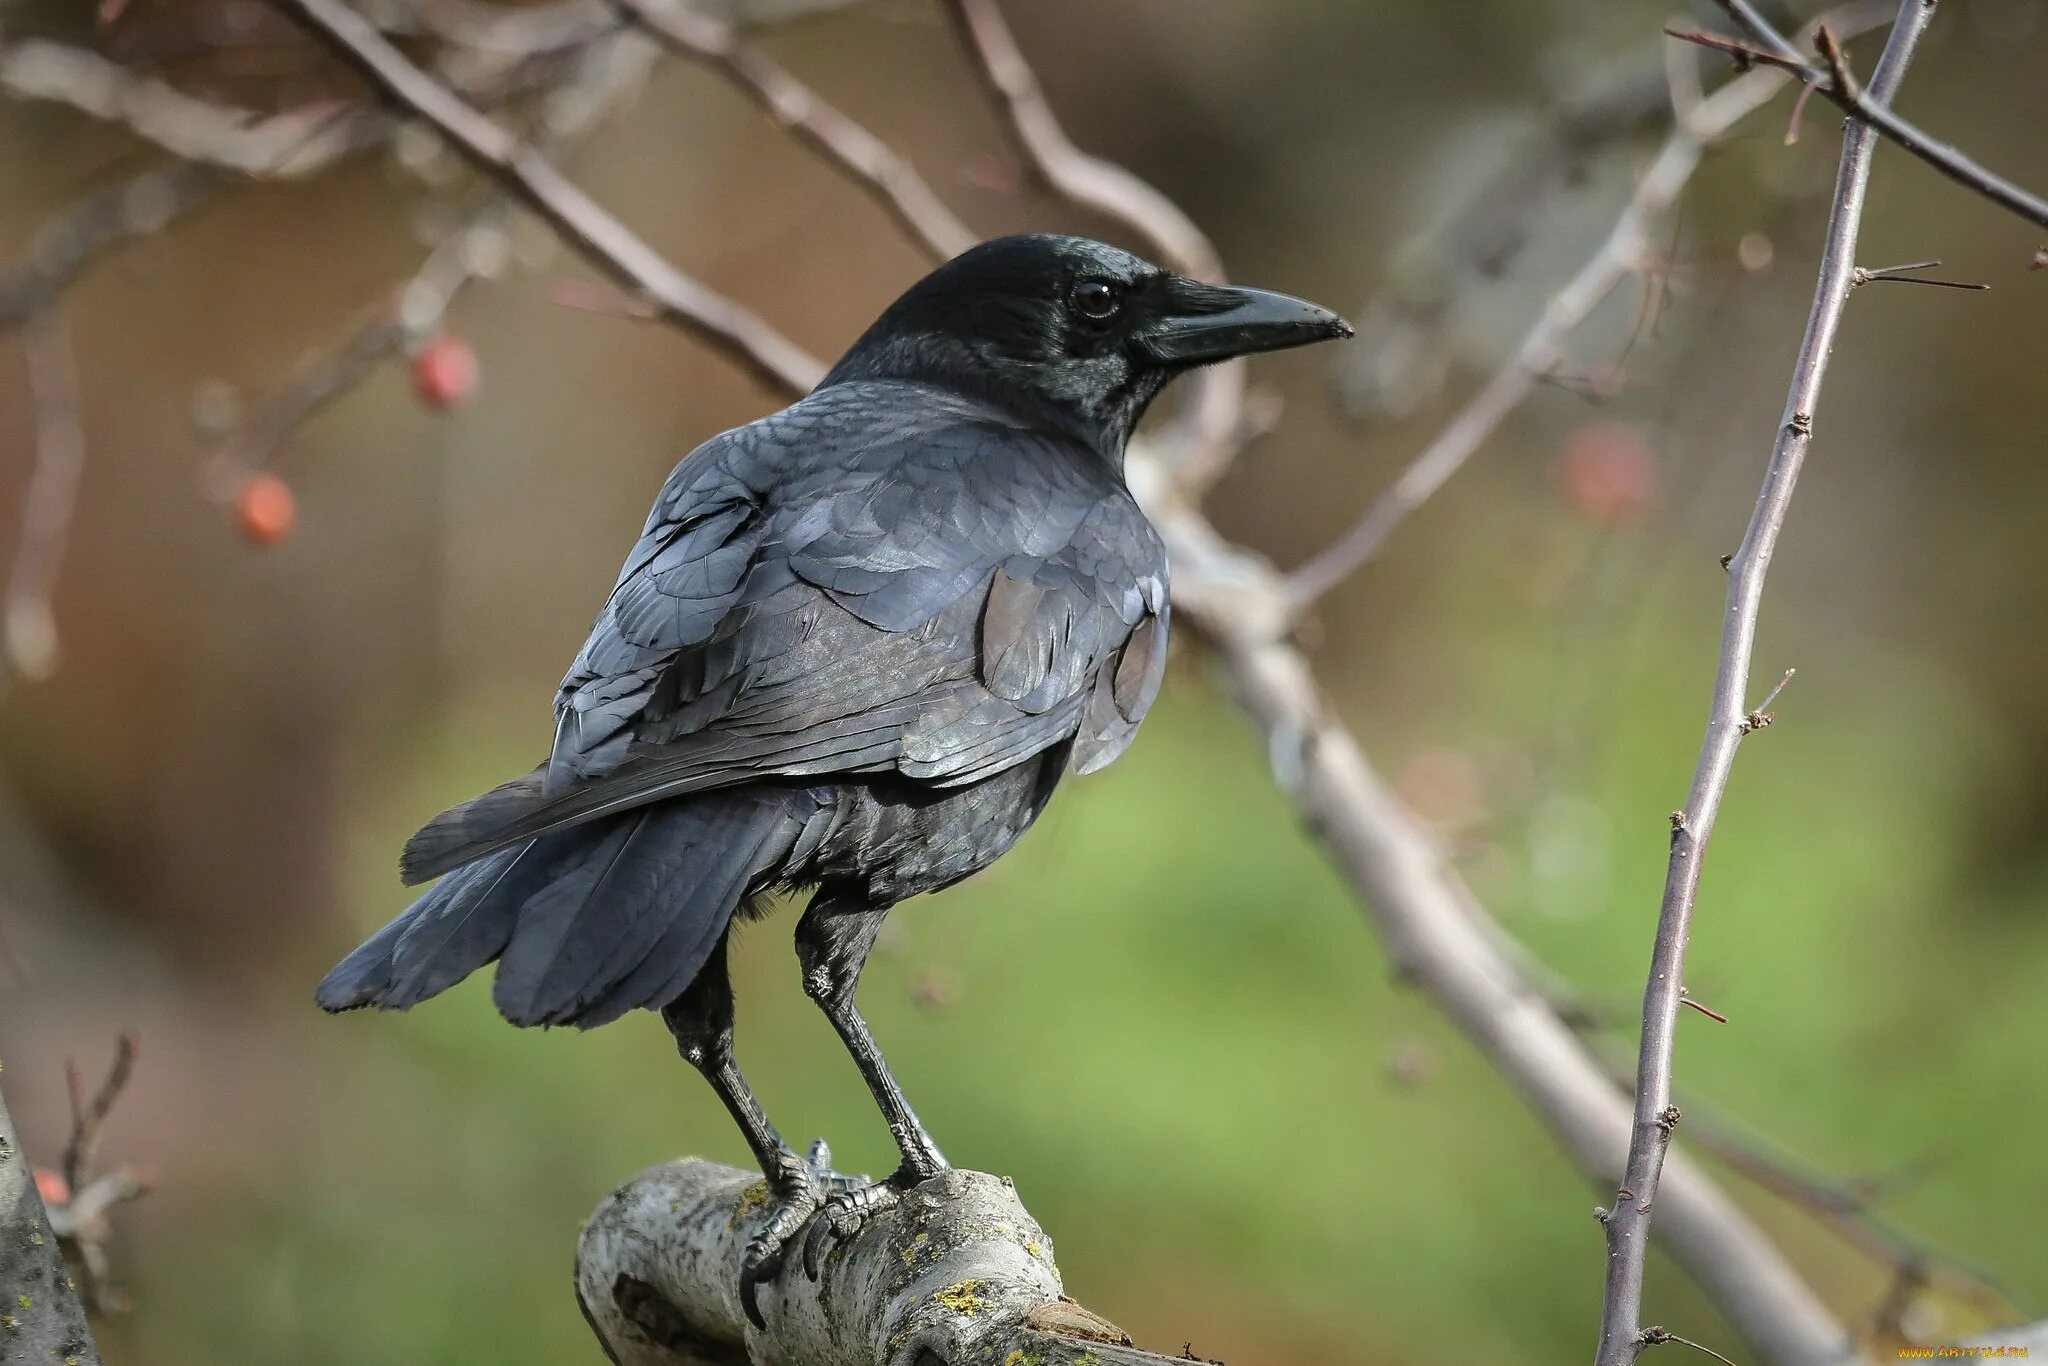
[792,895,947,1277]
[662,934,840,1328]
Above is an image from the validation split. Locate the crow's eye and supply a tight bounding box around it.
[1073,279,1121,321]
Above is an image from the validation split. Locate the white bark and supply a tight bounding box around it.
[575,1159,1185,1366]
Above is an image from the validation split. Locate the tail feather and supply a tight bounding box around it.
[322,788,821,1027]
[315,844,538,1013]
[568,798,811,1029]
[494,791,816,1028]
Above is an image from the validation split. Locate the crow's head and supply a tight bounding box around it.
[825,233,1351,459]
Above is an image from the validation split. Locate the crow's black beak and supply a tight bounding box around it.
[1137,282,1353,365]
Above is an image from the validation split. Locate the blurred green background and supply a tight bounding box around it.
[2,0,2045,1361]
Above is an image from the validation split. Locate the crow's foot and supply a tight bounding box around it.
[799,1154,947,1280]
[737,1138,852,1328]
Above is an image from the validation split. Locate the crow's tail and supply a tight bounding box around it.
[317,787,821,1028]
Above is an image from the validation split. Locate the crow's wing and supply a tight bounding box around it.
[403,383,1167,883]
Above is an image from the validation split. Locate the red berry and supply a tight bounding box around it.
[411,333,479,409]
[234,471,297,547]
[33,1167,71,1207]
[1555,420,1658,525]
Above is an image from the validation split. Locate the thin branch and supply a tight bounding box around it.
[266,0,825,394]
[1595,5,1937,1362]
[612,0,977,261]
[1669,2,2048,235]
[1684,1117,2035,1323]
[2,314,87,690]
[45,1035,153,1316]
[1336,40,1678,421]
[409,0,618,55]
[941,0,1245,494]
[206,29,659,481]
[1641,1325,1740,1365]
[939,0,1217,282]
[58,1033,138,1198]
[1283,20,1865,612]
[0,162,231,327]
[0,37,384,175]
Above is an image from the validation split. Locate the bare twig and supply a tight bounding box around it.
[1851,259,1987,290]
[939,0,1216,282]
[1595,6,1937,1362]
[267,0,825,395]
[58,1034,137,1199]
[1640,1325,1740,1364]
[1683,1117,2035,1325]
[0,37,383,175]
[1669,3,2048,235]
[1284,20,1869,612]
[0,163,230,327]
[941,0,1245,493]
[613,0,976,261]
[206,29,659,481]
[1337,40,1679,422]
[2,314,87,689]
[43,1035,153,1315]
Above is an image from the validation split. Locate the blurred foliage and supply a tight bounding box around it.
[3,0,2047,1363]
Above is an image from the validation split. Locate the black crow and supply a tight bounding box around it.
[318,233,1349,1320]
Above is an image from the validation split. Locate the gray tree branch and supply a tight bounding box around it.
[575,1160,1186,1366]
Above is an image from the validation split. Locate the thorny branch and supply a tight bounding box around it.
[1596,3,1936,1363]
[1670,0,2048,237]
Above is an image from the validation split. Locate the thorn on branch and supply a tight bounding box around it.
[1638,1325,1740,1365]
[1678,990,1729,1024]
[1813,25,1857,101]
[1784,81,1817,144]
[1748,666,1797,724]
[1851,260,1990,291]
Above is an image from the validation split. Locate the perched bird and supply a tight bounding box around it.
[318,233,1350,1319]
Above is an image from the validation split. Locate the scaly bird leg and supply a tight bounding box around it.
[661,934,845,1327]
[792,895,948,1278]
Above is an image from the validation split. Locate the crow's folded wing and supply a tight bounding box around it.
[404,387,1167,882]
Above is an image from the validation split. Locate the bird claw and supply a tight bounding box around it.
[799,1163,937,1280]
[736,1138,849,1329]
